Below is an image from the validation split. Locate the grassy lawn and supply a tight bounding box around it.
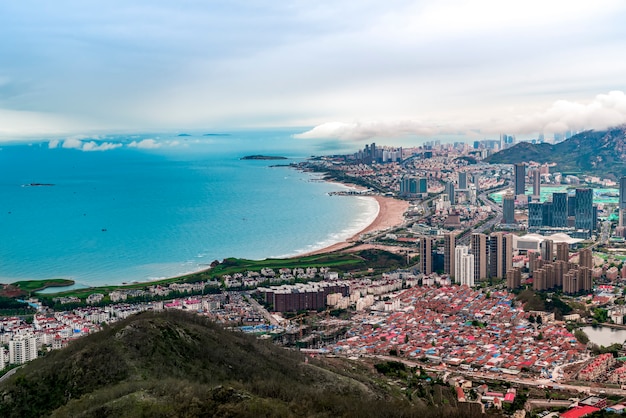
[11,279,75,293]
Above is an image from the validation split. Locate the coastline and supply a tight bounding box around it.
[296,195,409,257]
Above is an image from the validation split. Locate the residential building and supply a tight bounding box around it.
[420,236,434,275]
[502,193,515,224]
[8,336,38,365]
[489,232,513,279]
[444,233,456,278]
[470,233,488,282]
[514,163,525,196]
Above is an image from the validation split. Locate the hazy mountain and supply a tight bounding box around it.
[487,126,626,178]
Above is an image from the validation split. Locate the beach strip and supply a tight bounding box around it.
[298,195,409,257]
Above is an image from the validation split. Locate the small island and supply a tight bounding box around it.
[241,155,288,160]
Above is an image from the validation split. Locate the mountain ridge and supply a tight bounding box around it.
[486,125,626,178]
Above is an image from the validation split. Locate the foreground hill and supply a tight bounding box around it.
[486,126,626,178]
[0,311,486,417]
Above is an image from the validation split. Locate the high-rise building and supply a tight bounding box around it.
[420,237,434,275]
[446,182,456,205]
[542,202,553,227]
[399,177,417,196]
[455,245,469,284]
[506,268,522,289]
[489,232,513,279]
[473,174,480,192]
[456,250,474,287]
[556,242,569,262]
[552,192,568,227]
[8,336,37,365]
[567,194,576,217]
[534,268,547,291]
[514,163,526,196]
[620,177,626,227]
[418,178,428,194]
[444,233,456,278]
[528,202,543,229]
[528,251,539,274]
[540,239,553,263]
[532,168,541,197]
[575,188,593,231]
[502,193,515,224]
[458,172,467,190]
[579,247,593,269]
[470,233,488,282]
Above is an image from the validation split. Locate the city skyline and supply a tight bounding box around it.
[0,1,625,142]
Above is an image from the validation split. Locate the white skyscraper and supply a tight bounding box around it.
[455,245,470,285]
[459,253,475,287]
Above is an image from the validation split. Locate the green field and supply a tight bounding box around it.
[11,278,75,293]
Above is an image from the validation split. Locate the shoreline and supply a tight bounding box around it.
[296,194,409,257]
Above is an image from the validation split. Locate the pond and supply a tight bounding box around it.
[581,325,626,347]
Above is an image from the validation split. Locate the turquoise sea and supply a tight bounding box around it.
[0,130,378,289]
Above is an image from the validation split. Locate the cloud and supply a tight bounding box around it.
[128,138,161,149]
[296,91,626,140]
[48,139,60,148]
[81,141,122,152]
[294,120,440,141]
[62,137,84,149]
[60,136,122,151]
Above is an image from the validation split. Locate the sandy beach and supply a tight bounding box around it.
[298,195,409,257]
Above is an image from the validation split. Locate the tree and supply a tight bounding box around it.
[528,315,535,324]
[574,329,589,345]
[536,315,543,325]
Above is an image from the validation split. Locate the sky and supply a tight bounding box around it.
[1,0,626,142]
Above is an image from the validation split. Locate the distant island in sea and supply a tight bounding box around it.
[240,155,288,160]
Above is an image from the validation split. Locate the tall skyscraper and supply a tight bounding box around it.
[459,253,475,287]
[470,233,488,282]
[446,182,455,205]
[473,174,480,192]
[420,237,434,275]
[552,192,568,227]
[575,188,593,231]
[458,172,467,190]
[620,177,626,227]
[532,168,541,197]
[514,163,526,196]
[579,247,593,269]
[528,202,543,229]
[556,242,569,262]
[418,178,428,194]
[489,232,513,279]
[540,239,554,263]
[502,193,515,224]
[444,233,456,278]
[455,245,469,284]
[542,202,553,227]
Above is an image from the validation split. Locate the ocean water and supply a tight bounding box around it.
[0,130,378,288]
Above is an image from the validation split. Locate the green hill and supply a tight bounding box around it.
[487,126,626,178]
[0,311,486,417]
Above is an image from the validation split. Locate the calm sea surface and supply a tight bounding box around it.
[0,130,377,288]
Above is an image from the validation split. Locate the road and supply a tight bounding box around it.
[364,354,626,397]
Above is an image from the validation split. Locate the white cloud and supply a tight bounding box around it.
[48,139,60,148]
[62,137,84,149]
[296,91,626,140]
[81,141,122,152]
[128,138,161,149]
